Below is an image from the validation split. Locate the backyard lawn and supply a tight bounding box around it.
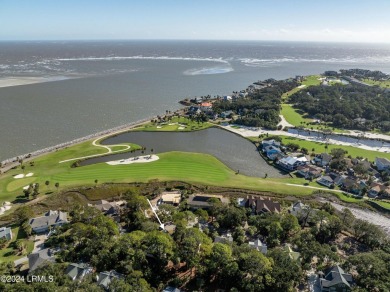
[0,226,34,263]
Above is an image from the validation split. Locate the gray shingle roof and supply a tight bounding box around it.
[28,248,55,272]
[29,210,68,229]
[320,265,352,288]
[97,270,124,289]
[65,263,92,280]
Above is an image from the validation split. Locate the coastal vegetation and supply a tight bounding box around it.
[1,191,388,291]
[288,83,390,132]
[213,79,298,129]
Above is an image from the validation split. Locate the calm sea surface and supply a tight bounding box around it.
[1,40,390,160]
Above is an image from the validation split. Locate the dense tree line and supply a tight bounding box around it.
[289,84,390,131]
[213,79,298,129]
[2,191,389,291]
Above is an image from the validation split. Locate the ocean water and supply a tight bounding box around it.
[1,40,390,160]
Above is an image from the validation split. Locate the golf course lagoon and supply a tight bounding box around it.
[80,128,287,178]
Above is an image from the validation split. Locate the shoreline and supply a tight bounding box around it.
[0,116,156,171]
[2,113,390,172]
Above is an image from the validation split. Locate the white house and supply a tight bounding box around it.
[277,156,308,171]
[223,95,232,101]
[0,227,12,241]
[375,157,390,171]
[29,210,68,233]
[248,238,267,254]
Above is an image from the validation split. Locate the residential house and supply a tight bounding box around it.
[244,196,281,214]
[188,106,201,115]
[313,153,332,167]
[163,286,182,292]
[187,194,229,210]
[28,248,56,272]
[248,238,267,254]
[264,146,283,161]
[290,201,308,217]
[96,270,124,290]
[261,139,281,149]
[317,176,334,188]
[297,165,322,179]
[328,172,346,186]
[277,156,308,171]
[0,227,12,241]
[375,157,390,171]
[65,263,93,281]
[367,182,384,198]
[289,201,317,224]
[29,210,68,233]
[200,102,212,112]
[220,110,234,119]
[342,178,364,195]
[318,265,353,292]
[223,95,232,101]
[90,200,126,216]
[214,233,233,244]
[282,244,301,261]
[160,191,182,205]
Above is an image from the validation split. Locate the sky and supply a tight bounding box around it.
[1,0,390,43]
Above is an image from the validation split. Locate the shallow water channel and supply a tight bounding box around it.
[80,127,287,178]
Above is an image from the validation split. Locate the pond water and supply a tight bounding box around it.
[80,127,287,178]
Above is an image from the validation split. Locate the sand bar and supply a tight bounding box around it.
[107,155,159,165]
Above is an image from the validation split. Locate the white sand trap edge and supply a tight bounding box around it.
[156,126,162,129]
[25,172,34,177]
[106,155,159,165]
[297,85,306,88]
[23,183,36,190]
[14,174,25,179]
[178,126,185,130]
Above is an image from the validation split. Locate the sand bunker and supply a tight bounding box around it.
[297,85,307,88]
[14,174,25,179]
[107,155,159,165]
[157,126,162,129]
[25,172,34,177]
[178,126,185,130]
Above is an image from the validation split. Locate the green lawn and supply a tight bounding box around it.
[281,104,311,126]
[376,200,390,210]
[134,116,213,132]
[281,75,321,100]
[363,79,390,88]
[279,136,390,162]
[1,135,336,206]
[0,227,34,263]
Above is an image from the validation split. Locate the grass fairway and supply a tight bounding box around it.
[281,104,311,126]
[278,136,390,162]
[134,116,213,132]
[363,79,390,88]
[0,136,328,205]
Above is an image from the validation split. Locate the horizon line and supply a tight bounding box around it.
[0,38,390,45]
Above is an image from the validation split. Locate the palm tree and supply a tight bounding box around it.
[94,179,98,187]
[45,180,50,190]
[55,182,60,192]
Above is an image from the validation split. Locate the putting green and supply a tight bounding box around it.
[7,177,36,192]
